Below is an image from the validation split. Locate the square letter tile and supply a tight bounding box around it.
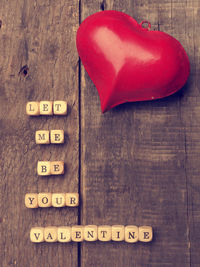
[37,161,51,176]
[50,161,64,175]
[52,193,66,208]
[98,225,112,241]
[50,130,64,144]
[112,225,125,241]
[40,101,53,115]
[25,193,38,208]
[53,101,67,115]
[26,102,40,116]
[44,226,58,242]
[30,227,44,243]
[139,226,153,242]
[58,227,71,242]
[38,193,52,208]
[66,193,79,207]
[84,225,98,241]
[35,130,50,144]
[71,226,84,242]
[125,225,139,243]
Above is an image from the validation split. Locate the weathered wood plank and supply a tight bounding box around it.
[0,1,79,266]
[80,0,198,266]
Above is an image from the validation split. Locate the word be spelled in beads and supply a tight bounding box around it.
[30,225,153,243]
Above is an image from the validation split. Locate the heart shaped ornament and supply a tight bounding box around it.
[76,11,190,113]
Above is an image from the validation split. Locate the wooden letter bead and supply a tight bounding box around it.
[125,225,139,243]
[112,225,125,241]
[66,193,79,207]
[26,102,40,116]
[50,130,64,144]
[25,193,38,208]
[38,193,52,208]
[44,226,58,242]
[30,227,44,243]
[53,101,67,115]
[52,193,66,208]
[58,227,71,243]
[84,225,98,242]
[98,225,112,242]
[50,161,64,175]
[37,161,51,176]
[35,130,50,144]
[71,226,84,242]
[139,226,153,242]
[39,101,53,115]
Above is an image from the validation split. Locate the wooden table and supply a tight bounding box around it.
[0,0,199,266]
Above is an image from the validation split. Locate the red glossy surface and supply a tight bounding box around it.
[76,11,190,113]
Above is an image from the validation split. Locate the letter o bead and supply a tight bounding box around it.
[38,193,52,208]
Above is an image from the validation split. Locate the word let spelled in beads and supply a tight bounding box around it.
[26,101,67,116]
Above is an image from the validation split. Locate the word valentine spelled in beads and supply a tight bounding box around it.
[30,225,153,243]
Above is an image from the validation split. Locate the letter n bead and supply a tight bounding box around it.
[25,193,38,208]
[84,225,98,241]
[139,226,153,242]
[125,225,139,243]
[30,227,44,243]
[71,226,84,242]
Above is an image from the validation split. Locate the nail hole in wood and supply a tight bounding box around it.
[19,65,29,76]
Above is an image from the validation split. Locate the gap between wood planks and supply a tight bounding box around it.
[78,0,82,266]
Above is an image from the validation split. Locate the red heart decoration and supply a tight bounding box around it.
[76,11,190,113]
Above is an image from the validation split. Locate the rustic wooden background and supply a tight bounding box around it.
[0,0,199,266]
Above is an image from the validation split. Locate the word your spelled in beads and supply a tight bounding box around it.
[25,193,79,208]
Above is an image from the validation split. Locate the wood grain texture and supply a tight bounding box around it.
[80,0,199,266]
[1,0,200,266]
[0,1,79,266]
